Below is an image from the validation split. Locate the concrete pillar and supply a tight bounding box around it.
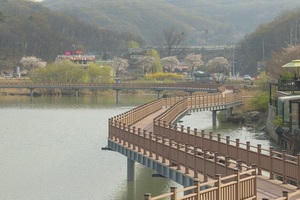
[127,158,135,181]
[28,88,34,99]
[212,110,217,130]
[226,107,233,118]
[157,90,160,99]
[115,89,120,104]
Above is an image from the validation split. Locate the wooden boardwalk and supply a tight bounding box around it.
[133,107,300,200]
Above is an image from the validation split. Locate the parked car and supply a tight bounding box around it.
[243,75,251,80]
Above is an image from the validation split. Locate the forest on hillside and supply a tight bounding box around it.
[0,0,144,69]
[235,8,300,76]
[42,0,300,45]
[1,0,300,77]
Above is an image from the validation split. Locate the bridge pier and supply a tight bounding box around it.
[74,89,80,98]
[154,89,163,99]
[226,107,233,118]
[127,158,135,181]
[212,110,217,129]
[28,87,35,99]
[115,89,121,104]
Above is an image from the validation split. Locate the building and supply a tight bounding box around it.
[56,50,96,65]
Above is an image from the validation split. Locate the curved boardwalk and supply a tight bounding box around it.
[107,88,300,199]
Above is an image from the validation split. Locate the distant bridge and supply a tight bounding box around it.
[0,82,225,102]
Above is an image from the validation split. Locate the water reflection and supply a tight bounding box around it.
[0,95,278,200]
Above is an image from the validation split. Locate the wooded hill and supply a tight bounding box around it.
[235,8,300,76]
[42,0,300,45]
[0,0,144,69]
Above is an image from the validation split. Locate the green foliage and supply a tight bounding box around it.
[31,61,114,84]
[144,72,184,81]
[30,61,86,84]
[0,0,144,68]
[250,91,269,112]
[256,71,269,90]
[128,41,140,48]
[273,116,283,126]
[86,63,113,83]
[236,7,300,76]
[146,50,163,73]
[280,71,294,80]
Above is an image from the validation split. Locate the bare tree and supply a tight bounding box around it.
[155,27,186,57]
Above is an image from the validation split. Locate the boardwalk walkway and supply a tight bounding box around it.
[132,106,300,200]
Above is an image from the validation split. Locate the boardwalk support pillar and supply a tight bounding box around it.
[226,107,233,118]
[212,110,217,129]
[115,89,121,104]
[74,89,80,98]
[28,87,34,99]
[127,158,135,181]
[154,89,163,99]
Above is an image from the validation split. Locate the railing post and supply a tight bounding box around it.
[170,139,175,166]
[283,191,289,200]
[194,128,198,147]
[203,149,208,181]
[138,128,141,153]
[187,127,190,144]
[209,132,213,152]
[236,138,240,159]
[246,141,250,165]
[162,136,166,163]
[149,132,153,157]
[257,144,262,175]
[214,152,219,175]
[143,130,147,155]
[170,187,177,200]
[235,169,240,200]
[297,154,300,189]
[252,164,257,197]
[177,141,181,170]
[217,134,221,153]
[225,157,232,177]
[185,144,189,174]
[270,147,274,180]
[282,150,287,184]
[144,193,151,200]
[215,174,222,200]
[155,134,159,160]
[194,146,198,178]
[194,180,200,199]
[181,125,184,141]
[201,130,205,148]
[226,136,230,156]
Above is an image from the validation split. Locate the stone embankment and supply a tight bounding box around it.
[227,111,267,131]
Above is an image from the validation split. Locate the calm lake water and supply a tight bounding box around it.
[0,94,276,200]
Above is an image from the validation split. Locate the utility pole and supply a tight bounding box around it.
[72,44,75,63]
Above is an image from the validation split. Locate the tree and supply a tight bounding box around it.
[85,63,113,83]
[128,40,140,48]
[145,49,162,74]
[155,27,186,57]
[265,44,300,79]
[112,57,129,77]
[20,56,46,71]
[161,56,179,72]
[184,54,204,78]
[205,57,229,75]
[30,60,85,84]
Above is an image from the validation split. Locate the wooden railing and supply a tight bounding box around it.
[144,168,257,200]
[108,91,300,199]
